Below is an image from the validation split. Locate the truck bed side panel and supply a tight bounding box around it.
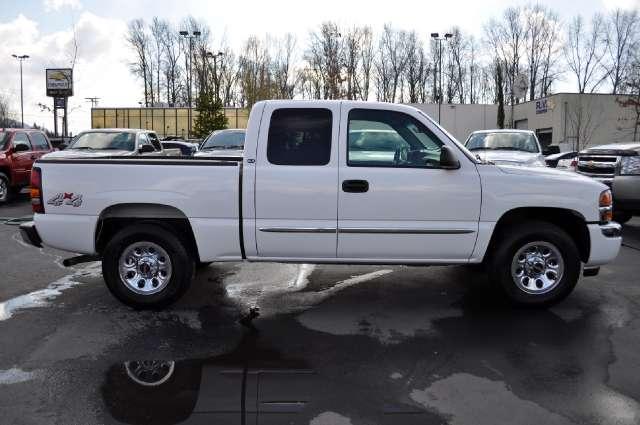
[35,160,241,260]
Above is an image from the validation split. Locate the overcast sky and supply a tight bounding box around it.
[0,0,638,134]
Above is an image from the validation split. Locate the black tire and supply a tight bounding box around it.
[0,172,12,204]
[613,211,633,225]
[489,220,581,307]
[102,223,195,309]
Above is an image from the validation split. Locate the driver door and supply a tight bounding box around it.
[337,102,481,262]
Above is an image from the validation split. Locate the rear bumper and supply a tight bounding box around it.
[19,221,42,248]
[585,222,622,267]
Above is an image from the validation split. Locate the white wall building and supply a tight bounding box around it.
[411,93,639,151]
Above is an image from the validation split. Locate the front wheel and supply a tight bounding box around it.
[102,223,195,309]
[489,221,581,307]
[0,173,12,204]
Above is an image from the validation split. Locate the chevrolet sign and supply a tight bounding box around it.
[46,68,73,97]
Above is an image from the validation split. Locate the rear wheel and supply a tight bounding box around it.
[102,223,194,309]
[489,221,581,306]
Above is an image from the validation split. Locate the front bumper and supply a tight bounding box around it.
[585,222,622,267]
[19,221,42,248]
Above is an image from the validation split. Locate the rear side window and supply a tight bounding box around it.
[30,132,50,150]
[267,108,332,166]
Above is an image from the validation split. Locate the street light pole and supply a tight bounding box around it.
[179,30,201,139]
[429,33,452,125]
[12,54,29,128]
[206,51,224,103]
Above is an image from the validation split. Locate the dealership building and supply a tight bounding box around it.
[91,93,638,150]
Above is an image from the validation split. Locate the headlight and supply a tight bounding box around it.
[599,189,613,222]
[620,156,640,175]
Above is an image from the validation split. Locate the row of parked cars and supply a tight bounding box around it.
[0,127,245,203]
[1,125,637,224]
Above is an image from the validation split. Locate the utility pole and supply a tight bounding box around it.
[12,54,29,128]
[429,33,452,124]
[206,51,224,102]
[85,97,100,108]
[179,30,201,139]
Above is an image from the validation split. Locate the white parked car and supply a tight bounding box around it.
[546,151,578,170]
[195,129,245,158]
[21,101,621,309]
[465,129,547,167]
[43,129,178,158]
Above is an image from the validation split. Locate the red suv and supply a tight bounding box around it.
[0,128,54,203]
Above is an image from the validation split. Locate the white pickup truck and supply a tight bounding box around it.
[20,101,622,308]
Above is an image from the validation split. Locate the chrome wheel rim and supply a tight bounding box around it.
[124,360,175,386]
[511,241,564,294]
[118,242,172,295]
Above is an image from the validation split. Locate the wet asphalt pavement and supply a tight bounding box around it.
[1,195,640,425]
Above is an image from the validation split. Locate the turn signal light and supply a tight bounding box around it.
[599,190,612,223]
[30,167,45,214]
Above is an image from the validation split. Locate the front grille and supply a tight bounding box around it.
[576,155,619,178]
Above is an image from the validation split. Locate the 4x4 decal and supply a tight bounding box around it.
[47,192,83,207]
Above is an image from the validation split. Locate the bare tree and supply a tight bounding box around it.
[485,7,525,109]
[126,19,151,106]
[404,31,430,103]
[566,95,605,149]
[524,5,561,100]
[306,22,343,99]
[376,24,410,102]
[604,9,639,94]
[272,33,297,99]
[565,14,609,93]
[0,94,12,127]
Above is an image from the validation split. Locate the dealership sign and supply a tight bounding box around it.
[46,68,73,97]
[536,99,548,114]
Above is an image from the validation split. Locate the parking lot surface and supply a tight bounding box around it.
[1,196,640,425]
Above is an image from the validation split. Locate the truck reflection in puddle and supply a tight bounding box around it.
[101,327,433,425]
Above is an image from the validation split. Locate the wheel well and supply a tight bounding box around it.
[0,166,11,184]
[485,207,590,263]
[95,203,200,261]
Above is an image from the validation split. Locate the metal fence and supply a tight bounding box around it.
[91,107,249,138]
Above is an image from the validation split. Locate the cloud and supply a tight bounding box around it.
[43,0,82,12]
[0,12,139,133]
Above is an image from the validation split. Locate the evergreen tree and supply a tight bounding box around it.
[193,89,227,138]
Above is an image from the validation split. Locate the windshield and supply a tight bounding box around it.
[201,130,245,150]
[465,132,539,153]
[0,132,8,150]
[69,132,136,151]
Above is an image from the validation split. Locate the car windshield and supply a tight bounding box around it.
[466,132,539,153]
[0,132,8,150]
[68,132,136,151]
[201,130,245,150]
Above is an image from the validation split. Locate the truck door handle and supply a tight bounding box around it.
[342,179,369,193]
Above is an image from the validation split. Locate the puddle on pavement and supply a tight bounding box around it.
[96,269,640,425]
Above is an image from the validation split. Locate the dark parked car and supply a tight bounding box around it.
[161,140,198,156]
[576,142,640,223]
[0,128,55,203]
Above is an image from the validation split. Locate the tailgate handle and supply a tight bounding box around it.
[342,179,369,193]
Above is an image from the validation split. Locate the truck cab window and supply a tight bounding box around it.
[267,108,332,165]
[347,109,443,168]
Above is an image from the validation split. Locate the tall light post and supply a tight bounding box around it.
[12,54,29,128]
[429,33,452,124]
[179,30,201,139]
[206,51,224,102]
